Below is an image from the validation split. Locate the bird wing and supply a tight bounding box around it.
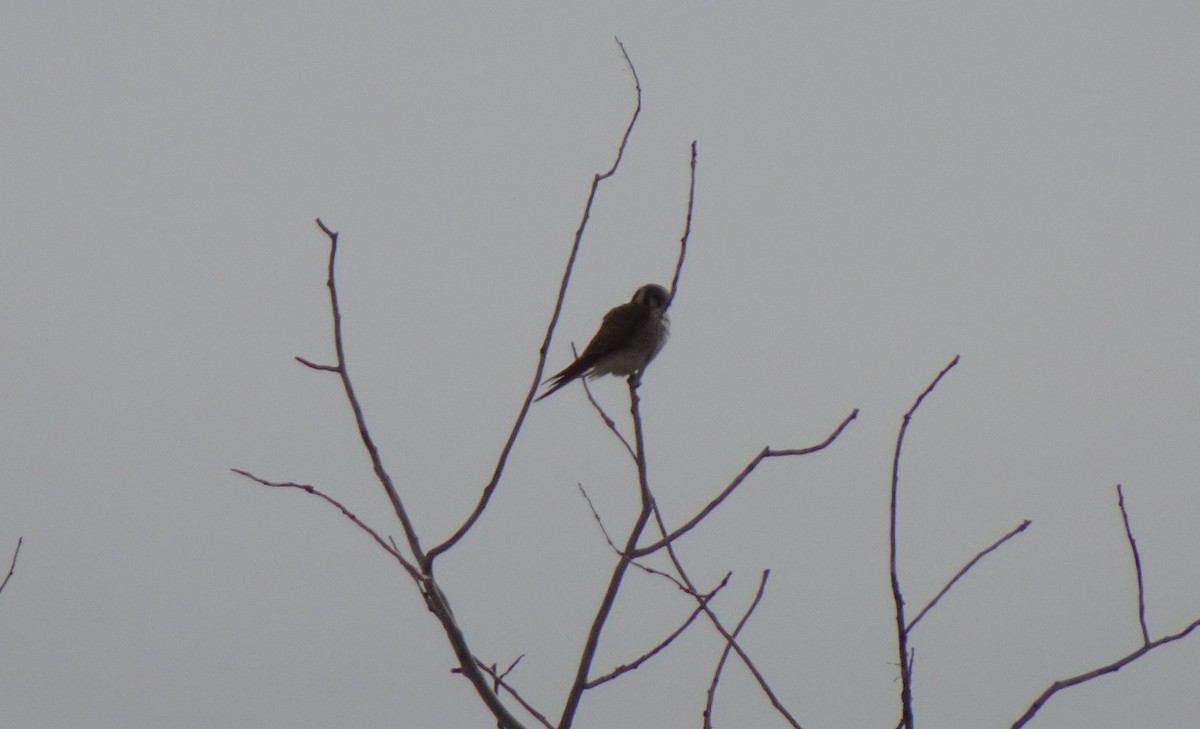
[535,302,650,401]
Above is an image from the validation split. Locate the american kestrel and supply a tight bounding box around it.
[536,283,671,401]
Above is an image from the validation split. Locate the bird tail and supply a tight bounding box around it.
[534,373,571,402]
[535,360,586,402]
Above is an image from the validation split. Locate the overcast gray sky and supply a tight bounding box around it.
[3,2,1199,727]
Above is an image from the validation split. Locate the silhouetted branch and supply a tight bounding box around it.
[704,570,771,729]
[308,220,426,567]
[558,378,656,728]
[586,574,728,689]
[890,355,960,729]
[577,342,636,461]
[1010,616,1200,729]
[647,498,803,729]
[237,220,529,729]
[463,658,553,729]
[294,355,339,372]
[1008,483,1200,727]
[907,519,1031,631]
[667,141,697,310]
[427,37,643,566]
[1116,484,1150,646]
[0,536,22,598]
[632,408,859,558]
[230,468,420,579]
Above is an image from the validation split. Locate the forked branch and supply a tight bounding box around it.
[230,469,420,579]
[890,355,960,729]
[632,409,858,558]
[237,221,529,729]
[1009,484,1200,728]
[309,219,426,567]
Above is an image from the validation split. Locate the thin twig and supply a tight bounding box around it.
[647,497,803,729]
[632,409,859,558]
[890,355,960,729]
[667,141,697,309]
[468,660,554,729]
[703,569,771,729]
[294,356,340,372]
[0,537,22,598]
[1116,484,1150,646]
[1010,616,1200,729]
[907,519,1031,631]
[576,483,684,587]
[576,483,620,552]
[586,574,728,688]
[427,36,642,566]
[230,469,420,580]
[498,654,525,682]
[310,220,426,567]
[579,483,737,604]
[578,343,636,461]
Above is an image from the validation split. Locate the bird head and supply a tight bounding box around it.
[631,283,670,310]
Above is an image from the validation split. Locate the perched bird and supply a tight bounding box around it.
[536,283,671,401]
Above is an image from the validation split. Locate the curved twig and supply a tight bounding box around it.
[1116,484,1150,646]
[632,409,858,558]
[586,574,729,689]
[578,343,637,461]
[890,355,960,729]
[667,141,696,309]
[230,469,420,580]
[427,37,642,566]
[703,570,771,729]
[647,500,802,728]
[0,537,22,599]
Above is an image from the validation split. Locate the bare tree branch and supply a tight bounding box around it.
[465,659,554,729]
[647,498,803,729]
[666,140,697,310]
[890,355,960,729]
[294,356,340,372]
[580,483,740,616]
[558,378,656,729]
[1010,617,1200,729]
[577,343,637,461]
[631,408,859,558]
[427,37,643,566]
[238,220,530,729]
[309,219,427,567]
[230,469,420,580]
[907,519,1031,631]
[575,377,801,727]
[1116,484,1150,646]
[1008,483,1200,727]
[704,570,771,729]
[0,536,22,599]
[586,574,728,689]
